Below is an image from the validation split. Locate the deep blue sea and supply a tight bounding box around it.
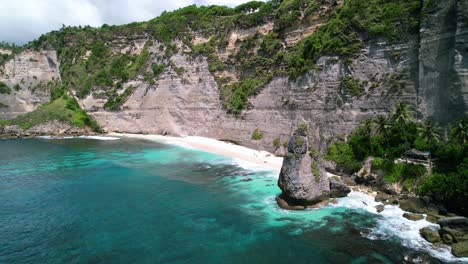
[0,137,462,263]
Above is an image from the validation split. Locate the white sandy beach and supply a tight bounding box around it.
[108,133,284,172]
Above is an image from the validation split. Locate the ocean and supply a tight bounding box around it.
[0,137,464,263]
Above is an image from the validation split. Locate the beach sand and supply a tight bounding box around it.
[108,133,284,172]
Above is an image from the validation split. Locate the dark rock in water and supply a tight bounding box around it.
[452,241,468,257]
[426,214,440,224]
[277,127,330,207]
[439,227,468,243]
[420,227,441,243]
[275,196,306,211]
[403,213,424,221]
[438,217,468,231]
[375,192,391,202]
[376,204,385,213]
[399,198,426,214]
[241,177,252,182]
[385,196,399,205]
[330,179,351,198]
[442,233,454,244]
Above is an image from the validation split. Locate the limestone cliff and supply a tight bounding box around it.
[0,0,466,153]
[418,0,468,125]
[0,49,60,119]
[277,126,330,207]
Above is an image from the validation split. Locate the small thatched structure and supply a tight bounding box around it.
[404,149,430,160]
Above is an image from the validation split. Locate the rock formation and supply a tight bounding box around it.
[277,126,330,209]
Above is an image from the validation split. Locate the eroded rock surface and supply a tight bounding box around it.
[277,127,330,207]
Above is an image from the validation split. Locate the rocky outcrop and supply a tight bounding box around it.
[277,127,330,208]
[417,216,468,257]
[403,213,424,221]
[420,227,441,243]
[0,121,89,138]
[329,178,351,198]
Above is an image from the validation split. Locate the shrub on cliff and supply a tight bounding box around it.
[251,129,264,140]
[0,81,11,94]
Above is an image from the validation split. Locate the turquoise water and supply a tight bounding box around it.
[0,138,446,263]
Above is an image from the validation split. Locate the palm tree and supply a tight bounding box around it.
[451,119,468,144]
[361,118,374,136]
[417,120,442,147]
[391,102,414,125]
[373,115,392,136]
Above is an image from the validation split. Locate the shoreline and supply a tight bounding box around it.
[108,132,284,172]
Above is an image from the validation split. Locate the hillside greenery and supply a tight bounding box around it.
[0,94,100,132]
[325,102,468,215]
[14,0,422,114]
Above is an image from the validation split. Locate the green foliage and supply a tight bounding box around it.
[251,128,264,140]
[311,161,321,182]
[383,162,426,184]
[0,96,100,132]
[341,76,365,97]
[221,74,272,114]
[297,123,309,133]
[273,138,281,149]
[326,141,362,173]
[420,158,468,215]
[450,118,468,145]
[259,33,282,56]
[152,63,165,77]
[104,86,135,111]
[0,42,22,66]
[371,157,385,169]
[295,136,305,148]
[0,81,11,94]
[277,0,318,29]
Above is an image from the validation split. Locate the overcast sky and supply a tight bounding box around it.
[0,0,259,45]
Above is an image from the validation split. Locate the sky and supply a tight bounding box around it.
[0,0,260,45]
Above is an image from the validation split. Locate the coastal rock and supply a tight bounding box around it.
[399,198,426,214]
[353,157,378,185]
[442,233,454,244]
[438,217,468,231]
[426,214,441,224]
[277,127,330,207]
[419,227,441,243]
[452,241,468,258]
[375,192,391,202]
[439,227,468,243]
[376,204,385,213]
[403,213,424,221]
[275,196,306,211]
[329,179,351,198]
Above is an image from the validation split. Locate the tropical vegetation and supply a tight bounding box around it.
[326,102,468,215]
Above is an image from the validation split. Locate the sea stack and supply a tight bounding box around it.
[277,125,330,209]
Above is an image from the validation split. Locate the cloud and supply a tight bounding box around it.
[0,0,261,45]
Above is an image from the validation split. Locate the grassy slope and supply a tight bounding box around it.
[0,96,100,132]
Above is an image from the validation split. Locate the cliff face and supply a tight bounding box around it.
[418,0,468,125]
[78,39,413,152]
[0,49,60,119]
[0,0,466,152]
